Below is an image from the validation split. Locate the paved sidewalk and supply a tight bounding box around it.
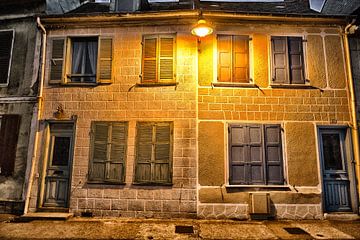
[0,214,359,239]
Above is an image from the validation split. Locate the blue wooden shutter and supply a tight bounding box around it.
[271,36,288,84]
[247,125,265,184]
[264,124,284,185]
[288,37,305,84]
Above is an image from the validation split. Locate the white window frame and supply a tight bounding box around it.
[0,29,15,87]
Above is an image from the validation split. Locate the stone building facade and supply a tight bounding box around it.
[25,0,360,219]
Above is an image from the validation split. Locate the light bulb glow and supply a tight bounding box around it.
[191,19,213,37]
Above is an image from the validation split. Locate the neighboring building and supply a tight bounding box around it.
[23,0,360,219]
[0,0,83,214]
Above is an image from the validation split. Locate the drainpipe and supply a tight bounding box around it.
[343,19,360,208]
[23,17,46,215]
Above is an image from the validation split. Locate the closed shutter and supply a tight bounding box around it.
[98,37,113,84]
[135,122,172,184]
[89,122,127,183]
[229,125,246,184]
[135,123,153,182]
[218,35,232,82]
[49,38,65,83]
[271,36,288,84]
[142,36,157,83]
[247,125,265,184]
[154,123,172,183]
[0,115,21,176]
[264,125,283,185]
[288,37,305,84]
[0,30,13,84]
[233,36,249,83]
[159,36,175,83]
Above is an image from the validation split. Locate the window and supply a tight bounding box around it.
[135,122,173,184]
[217,35,250,83]
[49,36,113,84]
[271,36,305,84]
[88,122,128,184]
[141,34,176,84]
[0,115,20,176]
[228,124,284,185]
[0,30,14,86]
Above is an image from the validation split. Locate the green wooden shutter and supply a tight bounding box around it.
[159,36,175,83]
[271,36,288,84]
[288,37,305,84]
[107,123,127,182]
[142,36,157,83]
[229,125,247,185]
[135,123,153,182]
[217,35,232,82]
[233,36,249,83]
[0,115,20,176]
[0,30,13,84]
[89,123,108,181]
[49,38,65,84]
[154,123,172,183]
[264,124,283,185]
[98,37,113,84]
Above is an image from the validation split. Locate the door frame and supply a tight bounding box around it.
[38,120,76,211]
[317,125,358,214]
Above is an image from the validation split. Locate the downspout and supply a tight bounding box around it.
[23,17,46,214]
[343,19,360,209]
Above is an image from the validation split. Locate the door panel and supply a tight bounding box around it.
[319,129,351,212]
[43,123,74,208]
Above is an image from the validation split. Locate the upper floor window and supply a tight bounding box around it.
[0,30,14,86]
[271,36,305,85]
[217,35,250,83]
[141,34,176,84]
[228,124,284,185]
[49,36,113,85]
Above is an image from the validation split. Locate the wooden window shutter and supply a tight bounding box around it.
[142,36,157,83]
[49,38,65,84]
[233,36,249,83]
[159,36,175,83]
[288,37,305,84]
[98,37,113,84]
[154,122,172,183]
[135,123,153,182]
[229,125,247,184]
[217,35,232,82]
[89,122,127,183]
[0,30,13,84]
[264,125,284,185]
[108,123,127,182]
[247,125,265,185]
[0,115,21,176]
[271,36,288,84]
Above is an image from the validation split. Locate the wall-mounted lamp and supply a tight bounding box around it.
[191,18,213,38]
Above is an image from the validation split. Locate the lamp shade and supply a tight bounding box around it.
[191,19,213,37]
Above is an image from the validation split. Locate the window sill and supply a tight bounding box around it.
[136,82,178,88]
[60,82,99,87]
[87,181,125,186]
[132,182,173,186]
[270,84,320,90]
[225,185,291,191]
[212,82,257,88]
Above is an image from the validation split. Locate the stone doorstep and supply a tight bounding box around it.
[18,212,74,222]
[324,213,360,221]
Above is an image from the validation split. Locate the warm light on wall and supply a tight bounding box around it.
[191,19,213,37]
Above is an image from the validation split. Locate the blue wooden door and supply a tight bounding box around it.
[319,129,351,212]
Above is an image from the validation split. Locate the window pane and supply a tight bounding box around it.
[322,133,343,170]
[71,38,98,83]
[52,137,70,166]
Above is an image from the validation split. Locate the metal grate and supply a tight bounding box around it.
[175,226,194,234]
[284,227,309,235]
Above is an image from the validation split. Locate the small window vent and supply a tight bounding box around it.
[250,193,270,214]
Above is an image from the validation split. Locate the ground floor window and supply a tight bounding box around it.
[228,124,284,185]
[134,122,173,185]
